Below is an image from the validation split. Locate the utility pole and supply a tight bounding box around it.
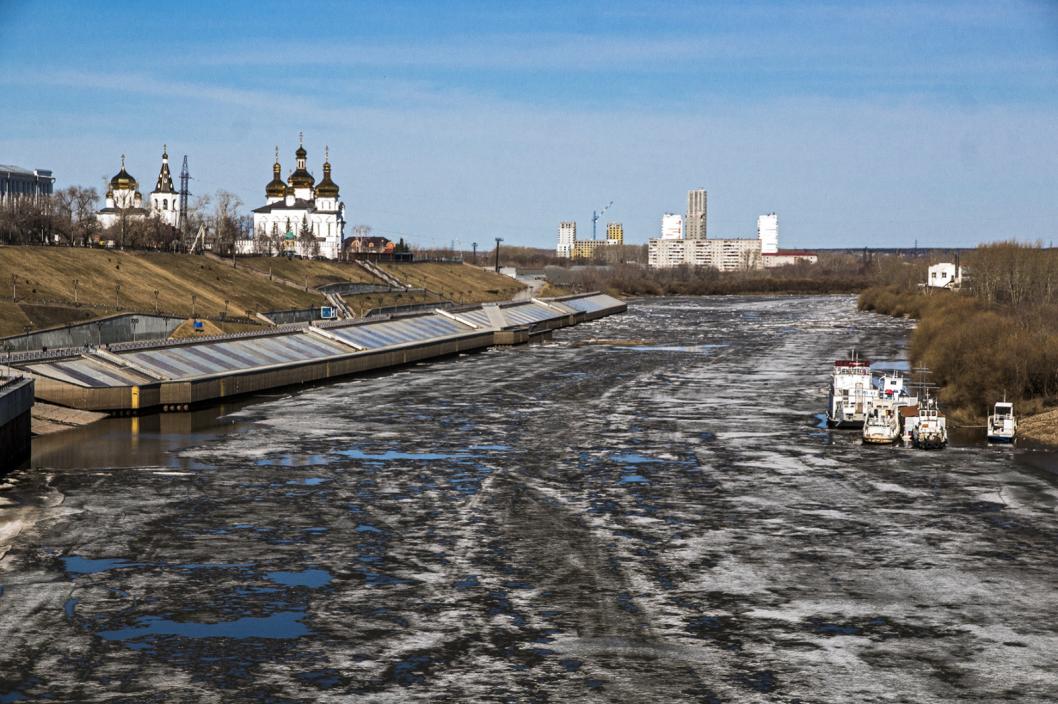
[494,237,503,273]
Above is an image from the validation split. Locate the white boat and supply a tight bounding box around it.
[907,397,948,449]
[827,357,875,428]
[863,405,900,444]
[987,401,1016,443]
[862,372,917,444]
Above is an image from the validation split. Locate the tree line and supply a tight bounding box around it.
[859,241,1058,419]
[0,186,249,254]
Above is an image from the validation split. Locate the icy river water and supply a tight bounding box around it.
[2,295,1058,702]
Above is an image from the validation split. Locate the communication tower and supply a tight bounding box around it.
[178,155,191,236]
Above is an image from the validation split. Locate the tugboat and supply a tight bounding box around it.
[827,355,875,428]
[986,400,1017,443]
[908,397,948,449]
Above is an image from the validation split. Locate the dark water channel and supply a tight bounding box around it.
[2,295,1057,702]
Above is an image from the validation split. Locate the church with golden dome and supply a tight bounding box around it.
[98,147,182,230]
[248,136,345,259]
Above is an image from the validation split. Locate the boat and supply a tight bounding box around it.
[863,405,900,444]
[907,397,948,449]
[827,356,875,428]
[862,372,917,444]
[986,400,1017,443]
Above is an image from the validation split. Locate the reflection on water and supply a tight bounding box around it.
[29,400,257,470]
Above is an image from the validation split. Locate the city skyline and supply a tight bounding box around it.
[1,1,1056,249]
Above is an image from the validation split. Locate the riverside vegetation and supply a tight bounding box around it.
[554,253,873,296]
[859,242,1058,431]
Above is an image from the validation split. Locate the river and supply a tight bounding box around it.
[2,295,1057,702]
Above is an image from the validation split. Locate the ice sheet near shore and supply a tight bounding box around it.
[2,294,1058,702]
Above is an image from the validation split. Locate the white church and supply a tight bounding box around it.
[98,148,181,229]
[246,138,345,259]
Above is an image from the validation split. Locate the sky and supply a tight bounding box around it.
[1,0,1056,249]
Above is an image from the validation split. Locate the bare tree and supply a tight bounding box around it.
[212,190,243,256]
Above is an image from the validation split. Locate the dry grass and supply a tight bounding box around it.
[380,263,525,303]
[237,257,379,289]
[1019,408,1058,446]
[0,247,326,331]
[0,248,519,338]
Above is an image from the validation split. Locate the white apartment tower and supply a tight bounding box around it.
[557,221,577,258]
[757,213,778,254]
[686,188,707,240]
[661,213,684,240]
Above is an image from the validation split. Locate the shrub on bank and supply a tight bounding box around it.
[859,284,1058,419]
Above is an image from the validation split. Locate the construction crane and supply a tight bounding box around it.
[592,200,613,240]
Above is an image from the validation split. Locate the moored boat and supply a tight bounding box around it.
[863,405,900,444]
[827,356,875,428]
[987,400,1016,443]
[908,397,948,449]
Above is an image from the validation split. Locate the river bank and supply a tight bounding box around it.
[859,285,1058,434]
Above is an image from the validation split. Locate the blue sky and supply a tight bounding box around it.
[1,0,1056,248]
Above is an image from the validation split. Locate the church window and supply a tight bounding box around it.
[163,199,168,210]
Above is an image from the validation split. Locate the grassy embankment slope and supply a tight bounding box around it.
[0,248,326,336]
[379,263,526,303]
[235,256,445,316]
[859,285,1058,430]
[0,249,529,337]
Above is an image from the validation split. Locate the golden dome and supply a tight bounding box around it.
[315,147,339,198]
[287,134,314,189]
[265,147,286,198]
[110,154,138,191]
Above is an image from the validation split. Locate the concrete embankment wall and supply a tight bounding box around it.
[11,293,626,415]
[0,313,185,352]
[0,377,34,469]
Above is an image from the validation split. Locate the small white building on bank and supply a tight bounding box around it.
[926,262,963,289]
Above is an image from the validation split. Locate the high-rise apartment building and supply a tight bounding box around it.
[606,222,624,244]
[757,213,778,254]
[557,221,577,258]
[686,188,707,240]
[661,213,684,240]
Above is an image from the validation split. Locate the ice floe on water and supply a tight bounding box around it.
[2,295,1058,701]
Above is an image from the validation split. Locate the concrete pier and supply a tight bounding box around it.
[0,377,33,469]
[5,293,626,415]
